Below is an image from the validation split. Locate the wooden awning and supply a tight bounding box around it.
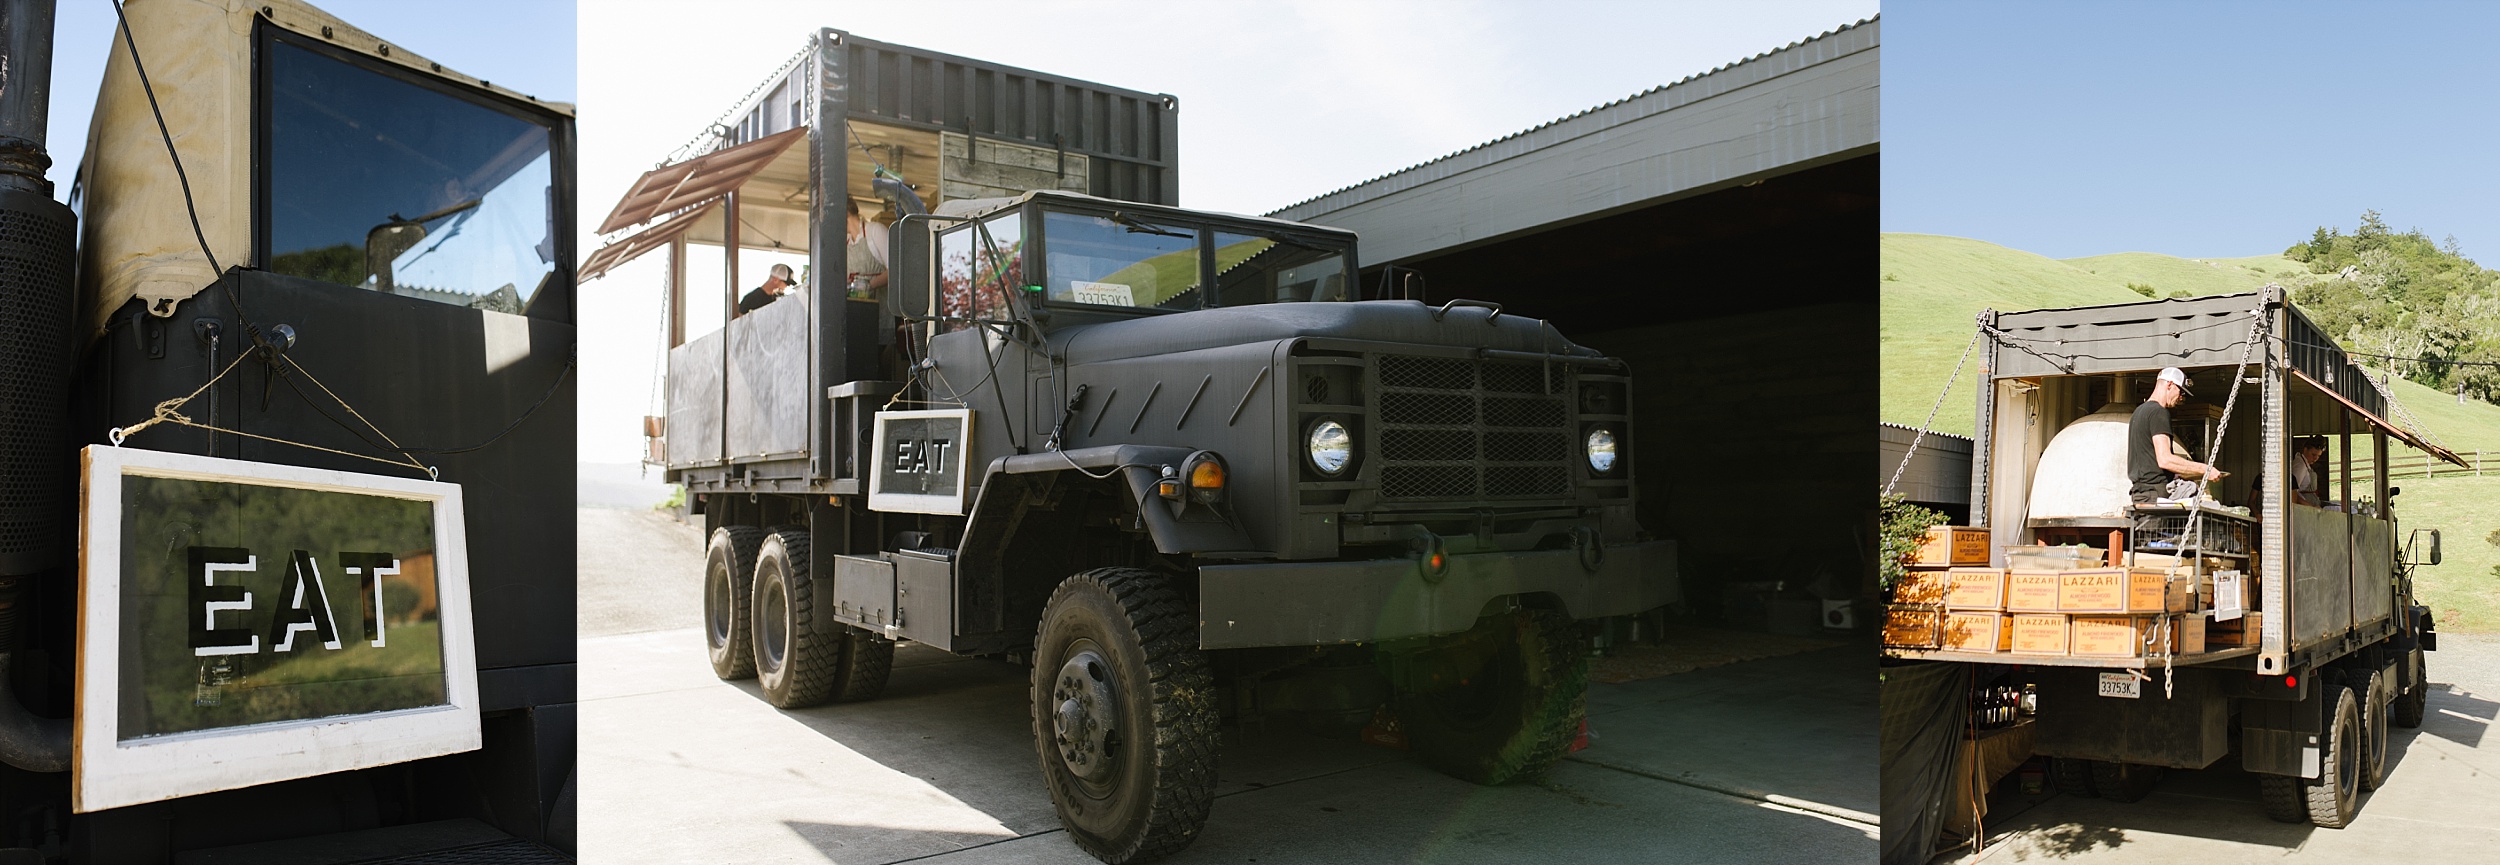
[580,200,718,282]
[594,126,807,235]
[2293,368,2469,468]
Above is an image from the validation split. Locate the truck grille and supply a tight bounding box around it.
[1375,355,1572,500]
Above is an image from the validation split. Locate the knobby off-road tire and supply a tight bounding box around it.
[704,526,766,680]
[2050,757,2097,798]
[2359,668,2389,792]
[2392,647,2428,729]
[832,626,897,703]
[2090,761,2162,804]
[1030,568,1218,864]
[2258,775,2308,823]
[753,531,844,708]
[2305,679,2364,828]
[1396,608,1589,786]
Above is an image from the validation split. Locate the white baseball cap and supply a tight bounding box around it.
[2157,367,2194,395]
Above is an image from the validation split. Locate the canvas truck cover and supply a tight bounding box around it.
[74,0,575,342]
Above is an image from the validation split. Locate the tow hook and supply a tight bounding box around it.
[1575,525,1605,572]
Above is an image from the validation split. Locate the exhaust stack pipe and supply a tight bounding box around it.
[0,0,79,773]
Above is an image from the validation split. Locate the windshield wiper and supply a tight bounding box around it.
[1109,211,1191,238]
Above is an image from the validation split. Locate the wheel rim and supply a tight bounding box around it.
[759,565,789,674]
[1425,629,1526,732]
[1050,641,1121,787]
[706,557,732,649]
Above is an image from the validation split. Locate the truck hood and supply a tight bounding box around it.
[1049,300,1601,363]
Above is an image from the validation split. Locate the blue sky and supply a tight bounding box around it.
[1883,0,2500,261]
[44,0,575,199]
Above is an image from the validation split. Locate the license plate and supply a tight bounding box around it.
[2098,671,2142,699]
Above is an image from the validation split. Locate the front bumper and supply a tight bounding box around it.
[1195,539,1677,650]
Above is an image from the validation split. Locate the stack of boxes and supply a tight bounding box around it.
[1886,526,2247,658]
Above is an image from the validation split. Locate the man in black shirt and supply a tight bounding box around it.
[2128,367,2223,503]
[736,264,797,316]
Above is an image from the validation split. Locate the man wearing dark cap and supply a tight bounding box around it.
[2129,366,2224,504]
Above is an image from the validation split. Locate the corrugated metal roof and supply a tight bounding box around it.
[1267,16,1878,220]
[1878,422,1974,450]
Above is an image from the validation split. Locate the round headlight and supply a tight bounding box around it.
[1307,420,1353,476]
[1586,428,1618,474]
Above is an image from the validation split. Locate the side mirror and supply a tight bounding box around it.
[2407,528,2442,567]
[2389,486,2402,498]
[885,215,935,323]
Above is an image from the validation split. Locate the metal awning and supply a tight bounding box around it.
[581,200,718,282]
[594,126,808,235]
[2293,368,2468,468]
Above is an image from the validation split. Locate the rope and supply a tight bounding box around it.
[1885,327,1982,497]
[108,352,435,479]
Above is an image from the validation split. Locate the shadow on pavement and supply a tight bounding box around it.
[738,643,1875,864]
[1962,686,2500,862]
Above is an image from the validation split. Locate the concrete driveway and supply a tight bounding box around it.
[1945,633,2500,864]
[577,506,1879,864]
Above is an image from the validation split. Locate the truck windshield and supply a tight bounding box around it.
[1213,232,1347,305]
[263,38,559,315]
[1041,211,1202,310]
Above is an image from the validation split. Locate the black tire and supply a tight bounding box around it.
[831,627,897,703]
[2051,757,2097,798]
[1395,608,1589,786]
[753,531,842,708]
[1031,568,1218,864]
[704,526,766,680]
[2393,647,2428,729]
[2258,775,2308,823]
[2090,761,2162,804]
[2359,668,2389,791]
[2305,680,2363,828]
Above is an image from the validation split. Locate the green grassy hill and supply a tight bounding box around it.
[1884,232,2500,630]
[1879,234,2144,436]
[1881,233,2500,449]
[2062,251,2304,298]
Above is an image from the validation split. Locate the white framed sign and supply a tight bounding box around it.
[75,446,479,812]
[868,409,974,515]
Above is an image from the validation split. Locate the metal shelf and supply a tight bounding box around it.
[1886,646,2259,668]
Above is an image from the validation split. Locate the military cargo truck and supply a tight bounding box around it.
[588,29,1677,864]
[1890,287,2455,829]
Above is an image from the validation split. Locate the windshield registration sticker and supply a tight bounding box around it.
[1070,280,1136,307]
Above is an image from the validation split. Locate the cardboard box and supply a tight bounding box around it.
[1916,526,1991,566]
[2010,614,2070,654]
[1892,567,1952,605]
[2070,615,2158,657]
[2057,568,2171,614]
[2173,613,2206,654]
[2006,545,2109,570]
[2005,570,2064,612]
[2207,612,2263,647]
[1942,611,2015,652]
[1884,606,1945,648]
[2166,575,2194,613]
[1946,568,2009,610]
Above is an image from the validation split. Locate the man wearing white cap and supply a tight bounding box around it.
[2128,367,2224,504]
